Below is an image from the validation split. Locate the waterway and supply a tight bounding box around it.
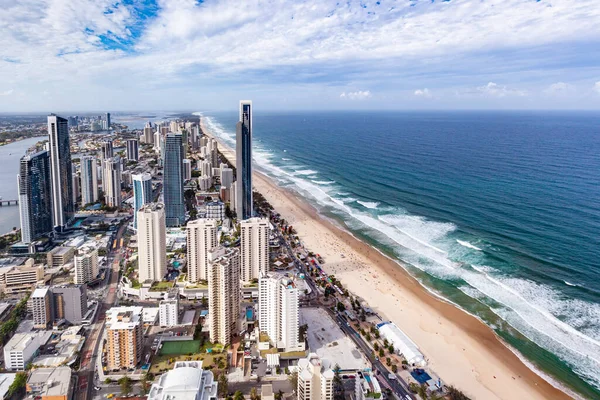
[0,137,47,235]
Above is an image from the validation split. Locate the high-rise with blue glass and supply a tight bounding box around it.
[18,150,53,243]
[132,173,153,229]
[164,133,185,227]
[236,100,253,221]
[48,114,74,232]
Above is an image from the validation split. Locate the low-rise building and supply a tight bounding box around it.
[159,298,179,327]
[26,366,73,400]
[0,258,44,294]
[354,370,382,400]
[0,374,17,399]
[47,246,75,268]
[297,353,334,400]
[4,331,51,370]
[147,361,217,400]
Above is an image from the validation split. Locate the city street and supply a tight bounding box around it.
[78,222,127,400]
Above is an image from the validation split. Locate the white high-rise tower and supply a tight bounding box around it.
[240,217,270,282]
[208,247,240,346]
[186,219,219,282]
[137,203,167,282]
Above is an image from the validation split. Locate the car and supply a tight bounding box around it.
[94,387,101,391]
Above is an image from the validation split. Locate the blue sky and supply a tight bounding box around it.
[1,0,599,111]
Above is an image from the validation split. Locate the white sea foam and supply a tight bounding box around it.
[312,180,336,185]
[457,239,483,251]
[357,201,380,209]
[294,169,319,176]
[282,157,291,161]
[202,113,600,391]
[564,281,579,287]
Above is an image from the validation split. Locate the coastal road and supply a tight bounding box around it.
[330,310,413,399]
[77,222,127,400]
[274,216,413,399]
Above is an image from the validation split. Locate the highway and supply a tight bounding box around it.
[77,221,128,400]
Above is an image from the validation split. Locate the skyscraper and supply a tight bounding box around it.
[103,157,122,208]
[137,203,167,282]
[127,138,139,161]
[208,247,240,345]
[143,122,154,144]
[132,173,153,229]
[182,159,192,181]
[240,217,270,282]
[105,112,111,131]
[164,133,185,227]
[18,150,53,243]
[80,156,98,205]
[236,100,253,220]
[50,285,88,325]
[186,219,219,283]
[101,139,114,160]
[31,287,52,329]
[72,171,79,208]
[48,114,74,231]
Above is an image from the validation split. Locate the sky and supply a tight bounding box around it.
[1,0,600,112]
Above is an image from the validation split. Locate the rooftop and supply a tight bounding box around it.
[27,367,72,397]
[106,306,143,330]
[5,331,51,352]
[31,286,49,298]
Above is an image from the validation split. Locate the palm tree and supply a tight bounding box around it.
[250,387,261,400]
[233,390,245,400]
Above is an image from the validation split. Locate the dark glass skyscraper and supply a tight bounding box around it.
[18,150,53,243]
[48,114,74,232]
[164,133,185,227]
[236,100,253,220]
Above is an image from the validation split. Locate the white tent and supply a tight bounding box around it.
[377,322,426,366]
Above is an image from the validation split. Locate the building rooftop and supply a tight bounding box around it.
[106,306,143,330]
[0,374,16,399]
[27,367,72,397]
[31,287,49,298]
[148,361,218,400]
[49,246,74,256]
[4,331,51,353]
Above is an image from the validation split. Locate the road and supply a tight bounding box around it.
[77,221,128,400]
[271,219,413,399]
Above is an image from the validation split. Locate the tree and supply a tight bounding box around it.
[378,348,384,358]
[417,384,428,400]
[447,385,472,400]
[7,372,26,397]
[233,391,245,400]
[104,378,113,384]
[336,302,346,312]
[250,387,261,400]
[218,373,229,398]
[391,364,398,373]
[388,344,394,354]
[142,372,155,394]
[333,363,344,400]
[386,357,391,366]
[373,343,379,352]
[274,390,284,400]
[288,371,298,390]
[118,376,132,396]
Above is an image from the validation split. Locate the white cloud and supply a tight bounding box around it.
[0,89,14,96]
[0,0,600,110]
[544,82,572,94]
[477,82,526,97]
[340,90,372,100]
[594,81,600,94]
[414,88,432,98]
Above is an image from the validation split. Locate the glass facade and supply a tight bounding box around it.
[164,134,185,226]
[18,150,53,243]
[236,101,253,220]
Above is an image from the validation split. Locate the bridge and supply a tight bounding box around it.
[0,199,18,206]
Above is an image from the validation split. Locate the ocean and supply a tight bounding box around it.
[202,110,600,399]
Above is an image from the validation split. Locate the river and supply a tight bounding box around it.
[0,137,47,235]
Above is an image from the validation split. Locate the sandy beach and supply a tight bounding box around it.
[201,119,572,400]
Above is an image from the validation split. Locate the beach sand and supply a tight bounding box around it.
[201,119,572,400]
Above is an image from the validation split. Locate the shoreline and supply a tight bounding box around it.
[200,118,573,400]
